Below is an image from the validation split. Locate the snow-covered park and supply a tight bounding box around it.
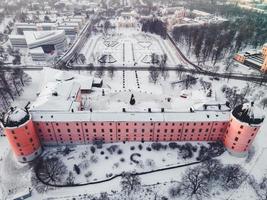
[0,68,266,200]
[80,28,182,67]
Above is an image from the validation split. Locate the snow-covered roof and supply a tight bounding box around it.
[3,107,30,128]
[30,110,230,122]
[30,68,97,112]
[232,103,265,125]
[8,35,26,39]
[30,81,81,111]
[23,30,66,49]
[29,47,45,54]
[37,23,57,27]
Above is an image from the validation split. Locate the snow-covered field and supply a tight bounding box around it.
[0,58,267,199]
[80,28,182,67]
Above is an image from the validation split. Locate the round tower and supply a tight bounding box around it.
[1,107,42,162]
[223,103,264,157]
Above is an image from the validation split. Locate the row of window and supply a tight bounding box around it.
[36,121,227,127]
[39,127,226,135]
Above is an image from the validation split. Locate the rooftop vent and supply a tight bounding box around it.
[52,91,58,96]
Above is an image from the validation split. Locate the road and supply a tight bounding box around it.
[54,16,100,68]
[2,64,267,84]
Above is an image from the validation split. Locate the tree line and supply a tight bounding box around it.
[172,5,267,67]
[0,67,30,111]
[141,18,167,39]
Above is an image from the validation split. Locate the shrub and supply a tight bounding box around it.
[84,171,92,178]
[169,142,178,149]
[107,145,118,154]
[146,147,152,151]
[178,144,193,159]
[138,144,143,150]
[130,146,135,151]
[63,147,71,156]
[120,158,125,162]
[106,173,113,178]
[78,160,89,170]
[197,141,225,161]
[90,146,96,154]
[100,151,105,155]
[73,164,81,175]
[90,155,98,163]
[145,159,155,168]
[79,151,88,159]
[151,142,163,151]
[93,139,104,149]
[117,149,123,155]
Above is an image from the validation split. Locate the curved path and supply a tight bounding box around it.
[167,33,203,71]
[35,160,201,188]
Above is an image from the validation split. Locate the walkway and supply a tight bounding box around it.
[35,160,201,187]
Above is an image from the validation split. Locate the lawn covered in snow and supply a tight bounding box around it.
[0,66,266,199]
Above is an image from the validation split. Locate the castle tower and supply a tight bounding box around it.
[223,103,264,157]
[1,107,42,162]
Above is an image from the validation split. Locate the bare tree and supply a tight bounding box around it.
[202,159,223,181]
[95,66,105,78]
[107,66,115,79]
[13,68,25,86]
[65,171,75,185]
[220,164,246,190]
[79,54,86,64]
[180,166,210,199]
[36,157,67,184]
[120,173,141,197]
[0,70,14,100]
[260,98,267,109]
[99,192,110,200]
[149,66,160,84]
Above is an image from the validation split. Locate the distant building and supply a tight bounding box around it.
[10,30,68,61]
[8,35,27,48]
[37,23,57,31]
[234,43,267,73]
[58,22,80,35]
[15,23,37,35]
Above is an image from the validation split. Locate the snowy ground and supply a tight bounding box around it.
[82,70,216,112]
[176,40,263,76]
[80,28,182,67]
[42,141,205,184]
[0,57,267,199]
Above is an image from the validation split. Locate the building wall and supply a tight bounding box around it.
[234,54,246,63]
[33,120,229,145]
[261,56,267,73]
[262,45,267,58]
[223,115,260,156]
[4,119,42,162]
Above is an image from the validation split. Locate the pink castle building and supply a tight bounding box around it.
[0,69,265,162]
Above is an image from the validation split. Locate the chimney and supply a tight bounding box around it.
[122,108,126,112]
[161,108,164,112]
[148,108,151,113]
